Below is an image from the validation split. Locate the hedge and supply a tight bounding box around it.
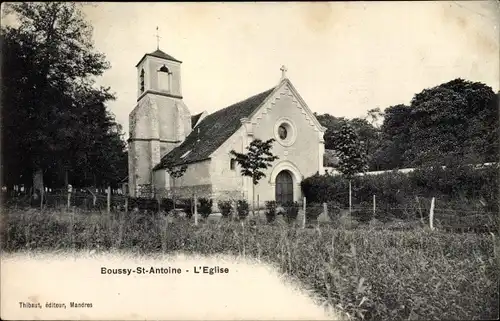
[301,164,499,222]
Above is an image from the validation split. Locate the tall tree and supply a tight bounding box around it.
[372,104,413,170]
[1,3,121,193]
[405,78,498,166]
[333,123,368,214]
[349,117,381,170]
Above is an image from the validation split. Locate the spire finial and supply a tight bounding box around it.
[280,65,288,80]
[155,26,161,50]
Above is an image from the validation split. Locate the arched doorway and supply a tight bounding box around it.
[275,170,293,204]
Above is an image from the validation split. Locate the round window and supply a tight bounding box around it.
[274,118,296,147]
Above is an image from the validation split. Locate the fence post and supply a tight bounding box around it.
[257,194,260,218]
[194,193,198,226]
[323,202,328,220]
[348,180,352,215]
[124,188,128,215]
[107,186,111,214]
[302,197,306,229]
[373,194,376,218]
[67,184,72,210]
[70,204,74,251]
[40,188,44,211]
[429,197,435,231]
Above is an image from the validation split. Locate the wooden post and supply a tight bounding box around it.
[107,186,111,214]
[302,197,306,229]
[232,199,237,221]
[429,197,435,231]
[69,206,74,251]
[257,194,260,218]
[40,188,44,211]
[323,202,328,220]
[194,193,198,226]
[348,180,352,214]
[67,184,72,210]
[373,194,376,218]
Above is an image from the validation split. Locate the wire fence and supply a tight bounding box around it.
[2,188,497,233]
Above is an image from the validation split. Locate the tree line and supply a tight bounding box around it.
[1,3,127,195]
[316,78,499,171]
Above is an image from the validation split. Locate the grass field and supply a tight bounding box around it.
[2,207,499,321]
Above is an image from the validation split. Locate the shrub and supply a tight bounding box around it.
[236,200,249,220]
[283,201,299,224]
[198,198,213,219]
[177,199,193,219]
[217,200,233,218]
[326,201,342,221]
[301,163,499,222]
[127,197,158,213]
[161,198,174,212]
[305,203,323,223]
[265,201,277,223]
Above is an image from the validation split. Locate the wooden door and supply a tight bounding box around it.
[275,170,293,204]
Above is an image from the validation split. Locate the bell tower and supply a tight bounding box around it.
[128,34,192,197]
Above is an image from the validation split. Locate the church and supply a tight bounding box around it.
[128,48,327,205]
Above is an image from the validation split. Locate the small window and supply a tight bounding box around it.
[140,69,145,93]
[230,159,236,170]
[158,65,170,92]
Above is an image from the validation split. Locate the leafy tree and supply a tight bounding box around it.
[315,113,345,150]
[365,107,385,128]
[372,104,413,170]
[315,113,381,170]
[230,138,279,218]
[333,123,368,214]
[349,118,381,170]
[405,78,498,166]
[1,3,126,194]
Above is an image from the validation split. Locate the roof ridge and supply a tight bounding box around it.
[208,86,277,117]
[155,86,276,169]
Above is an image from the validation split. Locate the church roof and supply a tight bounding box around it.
[135,49,182,67]
[155,87,276,169]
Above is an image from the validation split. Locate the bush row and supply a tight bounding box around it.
[301,164,499,223]
[127,198,255,221]
[127,197,213,218]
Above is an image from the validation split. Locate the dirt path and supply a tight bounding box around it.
[1,251,341,320]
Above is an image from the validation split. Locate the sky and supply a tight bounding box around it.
[52,2,500,137]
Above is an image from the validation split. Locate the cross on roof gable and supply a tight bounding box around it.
[154,77,326,170]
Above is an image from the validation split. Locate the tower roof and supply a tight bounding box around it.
[135,49,182,67]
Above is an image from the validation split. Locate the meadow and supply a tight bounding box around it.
[1,207,499,321]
